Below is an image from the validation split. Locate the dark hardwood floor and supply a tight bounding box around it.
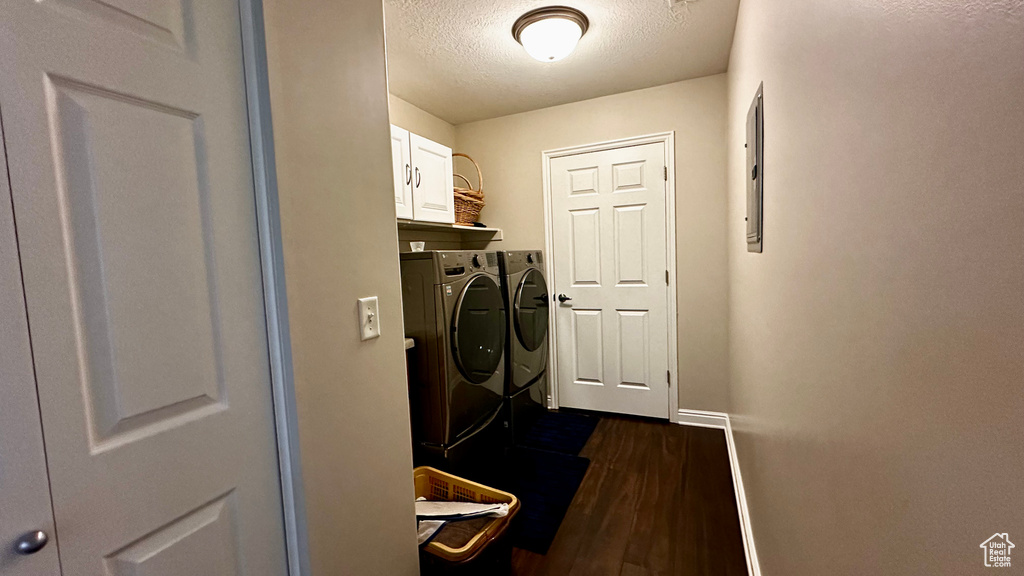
[510,415,748,576]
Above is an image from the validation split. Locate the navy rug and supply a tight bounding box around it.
[516,410,600,456]
[502,447,590,555]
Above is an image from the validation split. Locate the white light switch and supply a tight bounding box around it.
[358,296,380,341]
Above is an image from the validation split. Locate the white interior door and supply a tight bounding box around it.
[410,133,455,223]
[0,114,62,576]
[391,125,414,219]
[0,0,288,574]
[549,142,670,418]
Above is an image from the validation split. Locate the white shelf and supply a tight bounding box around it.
[396,219,502,241]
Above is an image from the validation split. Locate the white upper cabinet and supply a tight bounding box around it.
[390,126,414,220]
[410,134,455,223]
[390,126,455,224]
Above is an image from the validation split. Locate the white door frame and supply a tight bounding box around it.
[541,132,679,423]
[239,1,310,574]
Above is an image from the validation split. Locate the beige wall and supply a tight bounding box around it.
[388,93,456,149]
[456,75,730,413]
[263,0,419,574]
[727,1,1024,574]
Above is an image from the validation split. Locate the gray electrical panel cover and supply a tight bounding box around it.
[746,83,763,253]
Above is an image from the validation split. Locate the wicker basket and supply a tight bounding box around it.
[453,153,485,225]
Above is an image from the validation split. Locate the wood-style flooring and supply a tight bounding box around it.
[510,415,748,576]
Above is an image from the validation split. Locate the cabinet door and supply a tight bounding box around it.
[390,125,414,219]
[411,134,455,223]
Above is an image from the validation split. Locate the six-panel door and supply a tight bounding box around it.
[549,142,671,419]
[0,0,288,573]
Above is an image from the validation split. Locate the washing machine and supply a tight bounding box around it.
[497,250,549,446]
[400,250,506,476]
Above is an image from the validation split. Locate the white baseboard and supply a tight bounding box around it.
[677,409,762,576]
[676,408,729,429]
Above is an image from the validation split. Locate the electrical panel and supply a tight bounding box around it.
[746,83,763,253]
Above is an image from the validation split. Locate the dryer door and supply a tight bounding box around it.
[451,275,506,384]
[513,268,549,352]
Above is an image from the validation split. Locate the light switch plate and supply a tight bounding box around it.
[358,296,380,341]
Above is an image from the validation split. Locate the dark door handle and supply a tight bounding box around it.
[405,164,412,185]
[15,530,48,555]
[557,294,572,303]
[415,167,421,188]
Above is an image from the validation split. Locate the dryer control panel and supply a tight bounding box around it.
[434,250,500,281]
[498,250,544,275]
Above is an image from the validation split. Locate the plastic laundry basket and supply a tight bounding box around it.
[414,466,519,565]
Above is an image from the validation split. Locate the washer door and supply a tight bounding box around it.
[513,268,549,352]
[451,275,506,384]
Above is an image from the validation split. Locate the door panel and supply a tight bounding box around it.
[613,204,647,286]
[52,0,190,50]
[569,208,601,285]
[104,493,241,576]
[391,125,414,219]
[0,113,61,576]
[551,142,669,418]
[0,0,288,573]
[568,166,598,195]
[571,309,604,384]
[49,78,226,448]
[410,133,454,223]
[616,310,650,388]
[612,161,646,192]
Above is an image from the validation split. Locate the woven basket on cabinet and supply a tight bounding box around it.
[453,153,485,225]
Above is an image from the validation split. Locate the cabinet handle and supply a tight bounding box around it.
[415,167,421,188]
[405,164,412,185]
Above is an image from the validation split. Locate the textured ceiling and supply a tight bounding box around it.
[384,0,741,124]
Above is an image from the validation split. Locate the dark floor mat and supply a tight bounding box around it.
[500,447,590,555]
[517,411,599,455]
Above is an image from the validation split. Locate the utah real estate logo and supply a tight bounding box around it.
[980,533,1014,568]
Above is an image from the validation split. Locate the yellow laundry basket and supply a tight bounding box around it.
[414,466,519,566]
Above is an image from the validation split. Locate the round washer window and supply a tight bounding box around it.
[514,269,549,352]
[452,275,506,384]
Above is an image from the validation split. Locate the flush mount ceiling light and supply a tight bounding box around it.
[512,6,590,63]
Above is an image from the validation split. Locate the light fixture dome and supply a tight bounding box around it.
[512,6,589,63]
